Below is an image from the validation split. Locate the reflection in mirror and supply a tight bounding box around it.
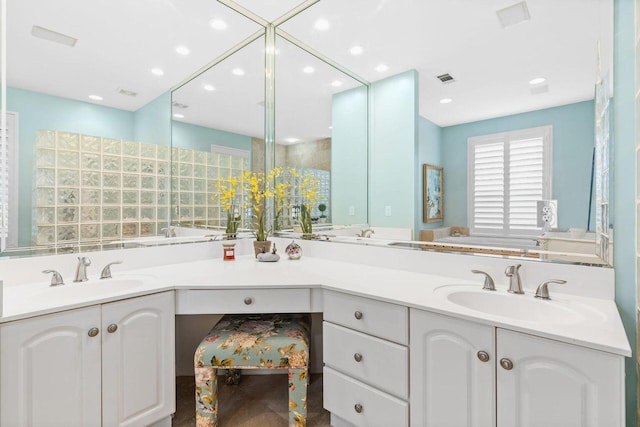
[280,0,614,265]
[2,0,262,256]
[273,34,368,232]
[170,36,265,232]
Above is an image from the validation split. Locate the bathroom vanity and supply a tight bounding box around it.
[0,238,630,427]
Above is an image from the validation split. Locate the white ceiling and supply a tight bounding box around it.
[5,0,612,143]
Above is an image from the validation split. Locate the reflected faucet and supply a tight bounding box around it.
[161,227,176,238]
[505,264,523,294]
[74,257,91,282]
[356,228,374,238]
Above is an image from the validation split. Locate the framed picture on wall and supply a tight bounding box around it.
[423,164,443,223]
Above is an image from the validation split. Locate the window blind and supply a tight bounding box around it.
[468,126,551,236]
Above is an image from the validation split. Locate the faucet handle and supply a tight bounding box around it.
[100,261,123,279]
[504,263,522,276]
[534,279,567,300]
[43,270,65,286]
[471,270,496,291]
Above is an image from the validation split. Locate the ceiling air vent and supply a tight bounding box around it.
[172,102,189,109]
[117,88,138,97]
[436,73,455,84]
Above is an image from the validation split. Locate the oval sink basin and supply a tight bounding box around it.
[436,286,583,323]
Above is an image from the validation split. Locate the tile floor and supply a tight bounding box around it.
[173,374,331,426]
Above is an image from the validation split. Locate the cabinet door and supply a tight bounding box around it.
[0,306,102,427]
[101,291,175,427]
[497,329,625,427]
[410,309,495,427]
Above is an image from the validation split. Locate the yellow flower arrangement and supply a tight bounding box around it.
[290,169,320,235]
[241,167,288,241]
[213,176,241,236]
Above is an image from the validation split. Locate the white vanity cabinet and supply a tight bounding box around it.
[322,290,409,427]
[0,291,175,427]
[410,309,625,427]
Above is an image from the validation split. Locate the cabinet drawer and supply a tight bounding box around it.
[175,288,311,314]
[323,367,408,427]
[323,322,408,399]
[323,291,408,344]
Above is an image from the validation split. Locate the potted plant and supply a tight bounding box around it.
[241,167,289,256]
[291,169,319,239]
[213,176,241,239]
[318,203,327,223]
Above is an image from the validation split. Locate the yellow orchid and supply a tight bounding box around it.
[241,167,289,241]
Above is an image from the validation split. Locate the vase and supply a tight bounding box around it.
[225,233,237,240]
[253,240,272,258]
[301,233,316,240]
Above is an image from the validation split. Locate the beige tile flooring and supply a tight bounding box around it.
[173,374,331,427]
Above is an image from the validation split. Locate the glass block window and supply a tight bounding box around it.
[32,130,250,245]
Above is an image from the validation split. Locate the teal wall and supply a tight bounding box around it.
[331,85,369,225]
[369,70,418,233]
[134,92,171,146]
[416,116,443,233]
[171,120,252,153]
[613,0,637,425]
[440,101,595,231]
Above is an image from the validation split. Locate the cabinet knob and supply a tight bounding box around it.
[244,297,253,305]
[500,358,514,370]
[88,327,99,337]
[354,353,363,362]
[107,324,118,333]
[477,351,490,362]
[354,403,363,413]
[354,310,363,320]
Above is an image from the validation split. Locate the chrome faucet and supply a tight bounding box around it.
[505,264,523,294]
[161,227,176,238]
[357,228,374,238]
[100,261,123,279]
[535,279,567,300]
[74,257,91,282]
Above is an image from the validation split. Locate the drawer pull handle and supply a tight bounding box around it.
[107,324,118,333]
[354,403,363,413]
[354,311,363,320]
[477,351,490,362]
[354,353,363,362]
[244,297,253,305]
[88,327,99,337]
[500,358,514,370]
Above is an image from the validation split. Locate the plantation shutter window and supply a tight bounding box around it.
[468,126,551,236]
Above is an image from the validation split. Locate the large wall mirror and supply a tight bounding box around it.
[2,0,614,267]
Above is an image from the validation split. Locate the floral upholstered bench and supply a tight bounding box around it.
[194,313,311,427]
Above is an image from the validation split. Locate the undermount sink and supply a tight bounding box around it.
[435,285,584,323]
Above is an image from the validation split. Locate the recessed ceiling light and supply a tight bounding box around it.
[209,18,227,30]
[175,45,191,55]
[31,25,77,47]
[285,137,299,144]
[375,64,389,73]
[203,84,215,91]
[331,80,343,87]
[173,113,185,119]
[496,1,531,29]
[313,19,330,31]
[349,45,364,55]
[151,68,164,76]
[303,66,315,74]
[440,98,453,104]
[88,95,103,101]
[529,77,547,85]
[328,126,333,130]
[232,68,245,76]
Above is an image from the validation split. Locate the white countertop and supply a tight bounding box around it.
[1,251,631,357]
